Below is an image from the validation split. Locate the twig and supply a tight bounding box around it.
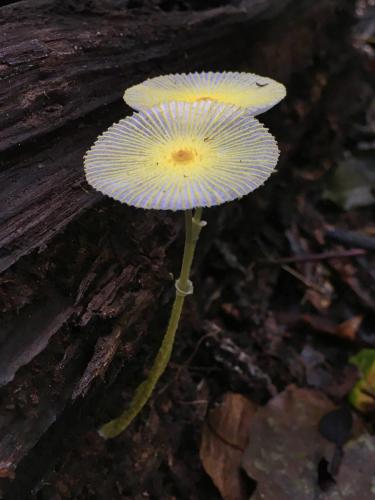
[259,248,367,265]
[255,236,327,294]
[281,264,326,294]
[326,229,375,251]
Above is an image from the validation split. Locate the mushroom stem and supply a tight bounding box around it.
[99,208,205,438]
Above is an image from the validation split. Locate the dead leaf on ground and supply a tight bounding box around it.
[336,315,363,341]
[301,345,359,398]
[0,464,15,479]
[329,258,375,312]
[242,386,335,500]
[200,393,257,500]
[322,154,375,210]
[303,313,363,341]
[242,385,375,499]
[284,312,363,342]
[329,433,375,499]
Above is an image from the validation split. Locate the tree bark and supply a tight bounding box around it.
[0,0,356,497]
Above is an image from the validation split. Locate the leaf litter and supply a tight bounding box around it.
[241,386,375,500]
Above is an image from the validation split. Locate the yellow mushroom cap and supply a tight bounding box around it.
[84,101,280,211]
[124,71,286,115]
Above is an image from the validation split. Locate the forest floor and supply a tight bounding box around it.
[28,3,375,500]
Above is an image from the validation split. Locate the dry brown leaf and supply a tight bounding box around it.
[242,386,335,500]
[0,464,15,479]
[299,313,362,342]
[301,313,338,335]
[200,393,257,500]
[337,315,363,341]
[242,385,375,500]
[305,287,333,311]
[328,433,375,499]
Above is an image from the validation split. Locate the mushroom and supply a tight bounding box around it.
[84,98,280,438]
[124,71,286,116]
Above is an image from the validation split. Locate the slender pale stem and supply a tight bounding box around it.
[99,208,205,438]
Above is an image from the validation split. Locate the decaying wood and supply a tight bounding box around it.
[0,0,356,497]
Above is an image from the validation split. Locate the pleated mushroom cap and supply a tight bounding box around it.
[84,101,279,211]
[124,71,286,115]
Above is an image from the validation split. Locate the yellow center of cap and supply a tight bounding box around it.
[171,149,196,164]
[195,96,216,102]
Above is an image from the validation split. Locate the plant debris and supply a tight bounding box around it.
[242,386,375,500]
[349,348,375,413]
[200,393,258,500]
